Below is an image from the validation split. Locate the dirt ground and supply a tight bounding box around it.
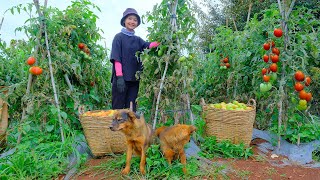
[71,138,320,180]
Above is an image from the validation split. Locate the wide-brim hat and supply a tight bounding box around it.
[120,8,141,27]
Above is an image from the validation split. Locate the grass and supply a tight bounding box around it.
[77,145,230,179]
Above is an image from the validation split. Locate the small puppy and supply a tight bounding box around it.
[155,124,197,174]
[109,109,152,175]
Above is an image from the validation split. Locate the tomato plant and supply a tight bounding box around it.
[139,0,198,121]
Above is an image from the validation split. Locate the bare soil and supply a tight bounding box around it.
[70,138,320,180]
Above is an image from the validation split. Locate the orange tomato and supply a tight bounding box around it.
[263,75,270,82]
[270,63,278,72]
[305,77,311,86]
[299,90,308,100]
[26,56,36,65]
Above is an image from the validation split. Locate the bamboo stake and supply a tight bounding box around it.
[276,0,296,151]
[232,18,238,31]
[246,2,252,26]
[152,0,178,130]
[0,17,4,31]
[153,60,169,130]
[34,0,65,142]
[64,74,73,91]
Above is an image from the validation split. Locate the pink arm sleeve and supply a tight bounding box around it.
[114,61,123,76]
[149,41,160,48]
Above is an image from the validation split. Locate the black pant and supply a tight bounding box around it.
[112,77,139,112]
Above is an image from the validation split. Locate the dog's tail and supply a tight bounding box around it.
[154,126,167,137]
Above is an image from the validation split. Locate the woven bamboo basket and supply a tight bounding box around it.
[0,86,8,149]
[79,110,127,157]
[202,99,256,146]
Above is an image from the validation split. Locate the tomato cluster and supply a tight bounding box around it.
[293,70,312,110]
[219,56,230,70]
[259,28,284,93]
[78,42,92,60]
[26,56,43,76]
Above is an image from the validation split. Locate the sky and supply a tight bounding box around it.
[0,0,163,49]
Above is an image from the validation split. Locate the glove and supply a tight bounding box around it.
[149,41,160,48]
[116,76,125,93]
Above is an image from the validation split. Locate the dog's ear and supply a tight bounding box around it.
[120,111,129,121]
[189,125,197,134]
[127,111,137,120]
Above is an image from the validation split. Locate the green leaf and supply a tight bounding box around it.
[61,111,68,120]
[46,124,55,132]
[23,124,31,133]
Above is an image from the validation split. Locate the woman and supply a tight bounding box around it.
[110,8,159,111]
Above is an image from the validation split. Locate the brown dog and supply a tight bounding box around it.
[155,124,196,174]
[109,109,152,175]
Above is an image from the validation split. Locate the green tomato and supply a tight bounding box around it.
[299,100,307,106]
[266,83,272,91]
[291,97,297,104]
[158,50,163,56]
[297,104,307,111]
[260,83,268,92]
[178,56,186,62]
[270,73,277,81]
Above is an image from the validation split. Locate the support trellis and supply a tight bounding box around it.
[19,0,65,143]
[152,0,194,130]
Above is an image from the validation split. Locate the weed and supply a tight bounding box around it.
[199,136,254,159]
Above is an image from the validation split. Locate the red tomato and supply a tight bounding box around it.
[305,92,312,102]
[271,54,279,63]
[295,71,305,81]
[78,43,85,49]
[270,41,275,47]
[262,68,267,75]
[305,77,311,86]
[299,90,308,100]
[263,54,269,63]
[26,57,36,65]
[29,66,43,75]
[294,82,304,92]
[272,48,280,55]
[223,57,228,63]
[270,63,278,72]
[263,43,270,50]
[274,28,283,37]
[263,75,270,82]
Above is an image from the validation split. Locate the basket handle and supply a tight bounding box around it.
[247,99,256,107]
